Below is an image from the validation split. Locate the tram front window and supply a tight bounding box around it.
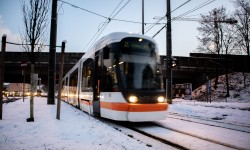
[115,37,164,91]
[118,55,163,90]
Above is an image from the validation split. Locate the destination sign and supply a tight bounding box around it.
[120,37,155,54]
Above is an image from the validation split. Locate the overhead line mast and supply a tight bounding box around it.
[142,0,144,34]
[48,0,58,105]
[166,0,172,104]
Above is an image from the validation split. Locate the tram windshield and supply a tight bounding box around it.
[116,37,164,90]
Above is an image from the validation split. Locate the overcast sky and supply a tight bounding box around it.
[0,0,235,56]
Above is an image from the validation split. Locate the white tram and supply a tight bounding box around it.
[61,32,168,122]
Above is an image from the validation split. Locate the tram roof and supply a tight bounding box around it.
[95,32,156,48]
[63,32,157,79]
[83,32,157,59]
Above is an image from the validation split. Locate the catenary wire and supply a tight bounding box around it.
[151,0,216,38]
[83,0,131,51]
[88,0,131,49]
[144,0,192,34]
[58,0,109,19]
[58,0,165,25]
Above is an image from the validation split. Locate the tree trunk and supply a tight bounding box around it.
[27,63,35,122]
[225,54,230,98]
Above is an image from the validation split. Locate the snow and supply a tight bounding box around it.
[158,100,250,150]
[1,97,249,150]
[0,98,173,150]
[169,99,250,126]
[1,72,250,149]
[193,72,250,102]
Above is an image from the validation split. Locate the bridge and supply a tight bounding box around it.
[163,53,250,89]
[2,51,84,84]
[161,53,250,89]
[1,51,250,90]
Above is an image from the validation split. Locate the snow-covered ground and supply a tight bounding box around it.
[162,99,250,150]
[169,99,250,126]
[0,96,249,150]
[0,97,174,150]
[1,72,250,149]
[193,72,250,102]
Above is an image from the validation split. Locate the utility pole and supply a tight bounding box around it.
[48,0,58,105]
[142,0,144,34]
[166,0,172,104]
[0,34,7,120]
[56,40,66,120]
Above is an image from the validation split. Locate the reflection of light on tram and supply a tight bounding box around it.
[61,32,168,122]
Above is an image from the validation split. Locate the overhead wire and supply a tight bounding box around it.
[58,0,109,19]
[173,0,215,21]
[144,0,191,34]
[57,0,216,47]
[152,25,166,38]
[172,0,192,14]
[5,41,62,47]
[82,0,125,51]
[151,0,216,38]
[58,0,164,25]
[89,0,131,48]
[109,0,125,18]
[58,0,165,51]
[84,0,131,51]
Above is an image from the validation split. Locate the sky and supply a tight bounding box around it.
[0,0,236,56]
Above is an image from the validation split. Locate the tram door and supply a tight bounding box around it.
[93,51,101,116]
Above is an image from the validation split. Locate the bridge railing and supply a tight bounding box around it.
[160,54,249,73]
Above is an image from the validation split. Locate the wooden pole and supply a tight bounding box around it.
[56,40,66,120]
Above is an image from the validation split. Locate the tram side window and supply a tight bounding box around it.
[81,64,93,92]
[103,59,115,92]
[69,69,78,96]
[65,77,69,100]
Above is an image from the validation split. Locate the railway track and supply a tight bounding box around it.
[99,118,182,150]
[100,112,250,150]
[64,101,249,150]
[167,112,250,133]
[123,122,242,150]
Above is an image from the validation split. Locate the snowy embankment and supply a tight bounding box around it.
[0,98,173,150]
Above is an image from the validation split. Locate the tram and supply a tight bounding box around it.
[61,32,168,122]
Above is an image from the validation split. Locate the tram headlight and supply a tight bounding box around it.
[157,96,165,103]
[128,95,138,103]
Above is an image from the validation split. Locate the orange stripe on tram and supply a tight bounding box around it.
[101,101,168,112]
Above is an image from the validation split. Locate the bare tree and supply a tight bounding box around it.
[20,0,50,122]
[221,20,238,55]
[233,0,250,88]
[197,7,238,97]
[233,0,250,55]
[197,7,228,54]
[197,7,227,90]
